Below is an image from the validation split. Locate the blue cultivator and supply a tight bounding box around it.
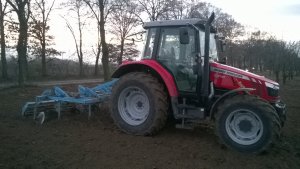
[21,79,118,123]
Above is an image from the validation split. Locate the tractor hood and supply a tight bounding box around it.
[210,62,279,89]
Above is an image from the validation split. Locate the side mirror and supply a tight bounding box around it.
[217,35,226,52]
[219,57,227,64]
[219,40,226,52]
[179,27,189,44]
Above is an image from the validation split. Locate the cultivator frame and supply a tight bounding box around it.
[21,79,118,123]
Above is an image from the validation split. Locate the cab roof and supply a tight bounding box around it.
[143,19,206,28]
[143,19,215,32]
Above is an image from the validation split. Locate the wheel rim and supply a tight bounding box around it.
[118,86,150,126]
[225,109,263,145]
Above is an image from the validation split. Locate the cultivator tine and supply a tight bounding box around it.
[22,100,55,117]
[21,102,36,117]
[88,104,92,120]
[56,102,61,119]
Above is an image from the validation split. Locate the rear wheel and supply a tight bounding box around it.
[110,72,168,135]
[215,95,281,153]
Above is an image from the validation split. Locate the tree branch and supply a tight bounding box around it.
[6,0,18,12]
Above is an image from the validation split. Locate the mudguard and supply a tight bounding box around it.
[112,60,179,97]
[209,88,255,119]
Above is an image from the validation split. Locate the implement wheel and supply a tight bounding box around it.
[215,95,281,153]
[110,72,168,135]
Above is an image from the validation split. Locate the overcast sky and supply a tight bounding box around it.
[205,0,300,41]
[49,0,300,61]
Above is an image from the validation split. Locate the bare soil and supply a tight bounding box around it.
[0,79,299,169]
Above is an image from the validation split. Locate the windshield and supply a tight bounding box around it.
[209,34,218,61]
[199,31,218,61]
[143,28,218,62]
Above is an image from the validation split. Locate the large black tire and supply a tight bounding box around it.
[110,72,168,135]
[259,98,286,127]
[215,95,281,154]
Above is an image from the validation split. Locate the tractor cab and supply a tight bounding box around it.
[142,19,219,99]
[142,19,220,103]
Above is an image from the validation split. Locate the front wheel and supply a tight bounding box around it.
[110,72,168,135]
[215,95,281,153]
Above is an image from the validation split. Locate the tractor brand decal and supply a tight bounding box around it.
[214,74,225,79]
[211,67,250,81]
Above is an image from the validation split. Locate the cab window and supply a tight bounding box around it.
[157,27,197,92]
[143,28,157,59]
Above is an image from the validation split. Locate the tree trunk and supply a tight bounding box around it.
[41,19,46,76]
[275,70,279,83]
[78,7,84,77]
[79,57,83,76]
[118,38,125,65]
[99,0,110,81]
[24,26,29,79]
[94,43,101,76]
[79,50,83,77]
[282,70,287,84]
[17,13,28,86]
[0,3,7,80]
[259,58,263,72]
[94,25,101,76]
[243,55,246,70]
[41,40,46,76]
[282,63,287,84]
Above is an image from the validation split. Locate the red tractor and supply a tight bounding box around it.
[109,13,286,153]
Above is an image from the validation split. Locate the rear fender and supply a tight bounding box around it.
[112,61,179,97]
[209,88,255,119]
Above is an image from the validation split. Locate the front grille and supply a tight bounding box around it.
[267,87,279,97]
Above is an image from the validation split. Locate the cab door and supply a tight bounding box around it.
[156,27,198,93]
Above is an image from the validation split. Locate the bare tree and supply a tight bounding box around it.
[187,2,244,40]
[108,43,140,63]
[91,39,101,76]
[163,0,186,20]
[30,0,55,77]
[63,0,87,77]
[110,0,140,65]
[82,0,104,76]
[0,0,8,79]
[6,0,31,86]
[121,0,170,26]
[135,0,168,21]
[84,0,112,80]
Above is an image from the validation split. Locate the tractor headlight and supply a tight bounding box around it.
[265,82,279,97]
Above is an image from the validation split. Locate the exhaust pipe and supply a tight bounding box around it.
[201,12,215,100]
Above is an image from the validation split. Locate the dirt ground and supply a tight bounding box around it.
[0,78,300,169]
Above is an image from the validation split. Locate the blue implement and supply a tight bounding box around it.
[21,79,118,122]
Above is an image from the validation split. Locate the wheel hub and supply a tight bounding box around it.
[118,87,150,126]
[226,109,263,145]
[238,119,253,133]
[136,101,143,110]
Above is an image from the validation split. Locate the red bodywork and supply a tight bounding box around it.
[113,60,279,103]
[210,62,279,103]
